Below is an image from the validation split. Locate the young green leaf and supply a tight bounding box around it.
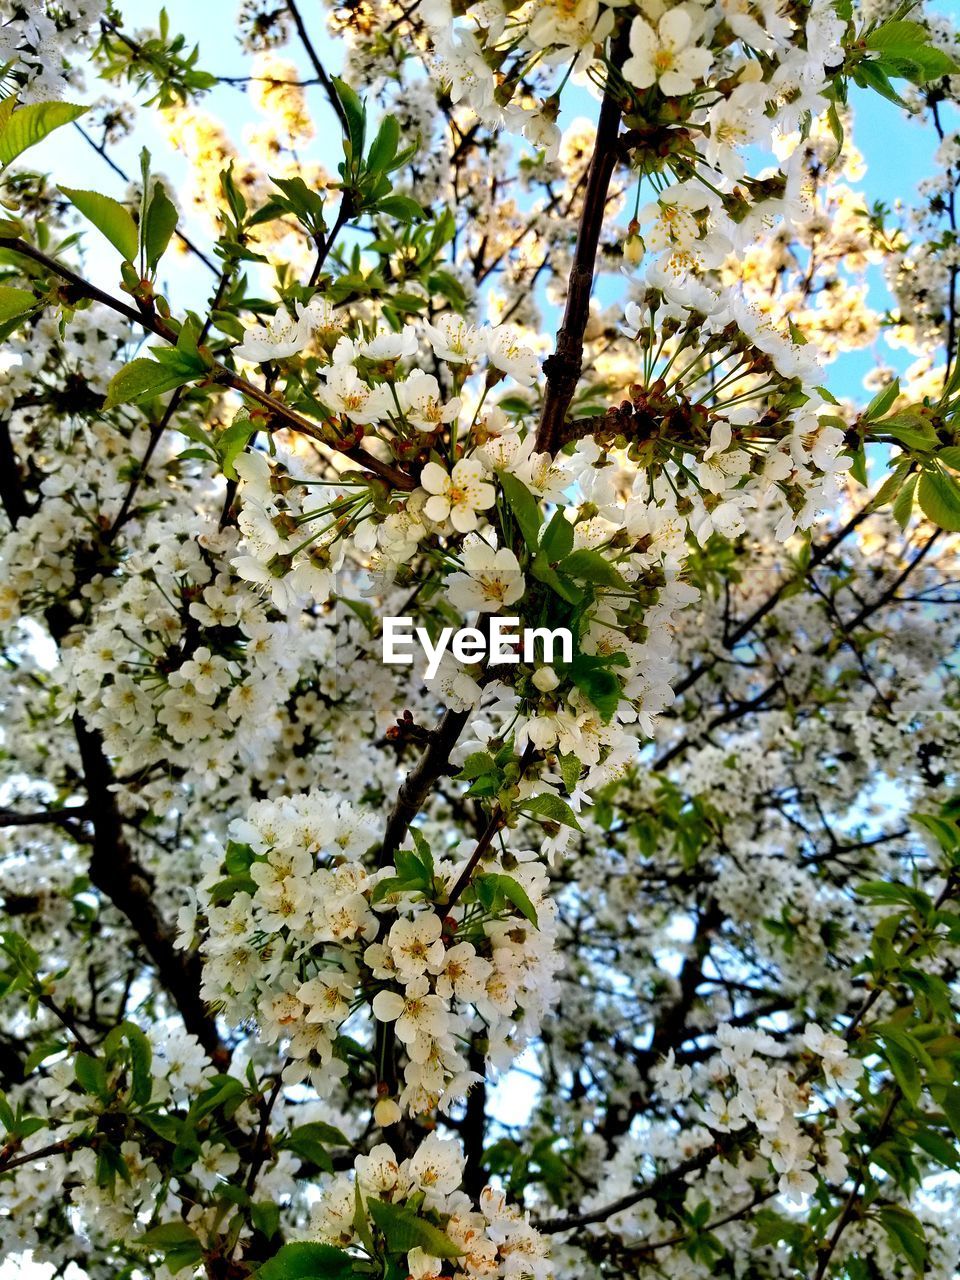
[60,187,138,261]
[217,411,257,480]
[376,194,424,222]
[892,473,917,530]
[332,77,366,159]
[366,1197,463,1259]
[558,549,628,590]
[865,20,958,84]
[520,793,582,832]
[499,472,542,550]
[917,468,960,532]
[0,101,87,167]
[540,508,574,561]
[366,114,400,172]
[0,284,37,326]
[490,873,539,927]
[569,653,622,722]
[141,181,179,272]
[877,1205,928,1276]
[104,357,199,409]
[863,377,899,422]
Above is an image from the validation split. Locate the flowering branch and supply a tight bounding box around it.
[0,236,414,491]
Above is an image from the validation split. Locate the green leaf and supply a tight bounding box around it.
[870,459,910,510]
[120,1022,153,1106]
[848,445,868,487]
[366,1197,463,1259]
[207,874,258,906]
[941,1086,960,1141]
[865,20,958,84]
[520,793,582,832]
[539,509,574,561]
[936,446,960,472]
[284,1119,348,1148]
[912,810,960,854]
[558,751,582,794]
[892,473,918,530]
[104,357,199,409]
[878,409,938,451]
[499,471,542,551]
[224,840,255,875]
[366,114,399,172]
[880,1033,921,1104]
[493,873,539,927]
[218,410,257,480]
[250,1202,280,1241]
[857,879,929,910]
[138,1222,204,1273]
[569,653,621,722]
[59,187,138,261]
[23,1039,66,1075]
[0,101,87,167]
[332,77,366,158]
[0,284,37,325]
[258,1243,359,1280]
[75,1052,108,1099]
[141,180,179,272]
[456,752,498,781]
[912,1125,960,1170]
[376,194,424,222]
[917,468,960,532]
[530,552,583,605]
[281,1120,347,1172]
[864,378,899,422]
[825,101,844,167]
[139,1223,202,1249]
[558,549,628,590]
[852,59,909,107]
[877,1205,927,1275]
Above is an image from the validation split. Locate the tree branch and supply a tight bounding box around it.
[285,0,350,136]
[535,38,626,454]
[69,712,228,1064]
[0,236,414,492]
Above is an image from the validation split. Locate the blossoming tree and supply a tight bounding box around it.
[2,0,960,1276]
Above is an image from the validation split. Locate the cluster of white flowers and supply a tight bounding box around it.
[0,0,106,100]
[651,1023,861,1205]
[195,789,558,1114]
[56,518,311,789]
[312,1134,553,1279]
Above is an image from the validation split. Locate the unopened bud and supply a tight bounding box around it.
[623,234,645,266]
[374,1098,402,1127]
[532,665,559,693]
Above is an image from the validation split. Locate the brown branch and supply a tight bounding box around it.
[0,236,414,491]
[439,806,506,917]
[69,712,228,1065]
[0,806,89,833]
[536,1141,729,1233]
[535,38,626,454]
[813,1089,900,1280]
[378,704,474,867]
[285,0,350,136]
[0,1138,76,1175]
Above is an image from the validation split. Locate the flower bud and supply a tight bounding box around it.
[532,665,559,692]
[374,1097,402,1127]
[623,234,645,266]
